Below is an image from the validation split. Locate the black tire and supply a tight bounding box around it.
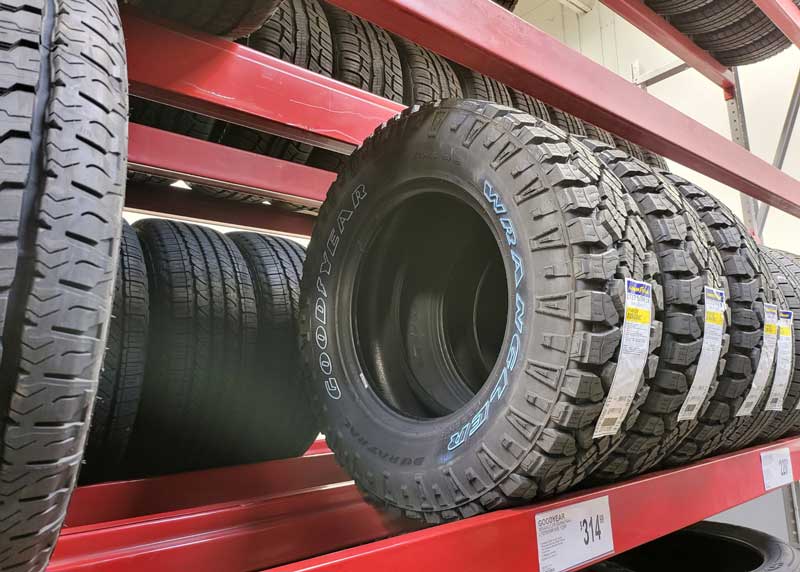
[81,222,148,484]
[393,37,462,105]
[493,0,519,10]
[137,0,282,40]
[127,220,259,475]
[321,2,403,103]
[612,135,647,163]
[583,123,617,147]
[508,89,552,122]
[756,247,800,442]
[547,107,587,136]
[641,149,668,171]
[585,142,728,480]
[669,0,758,36]
[692,8,778,53]
[300,100,659,523]
[451,64,513,106]
[661,174,773,465]
[0,0,127,568]
[215,0,334,168]
[713,28,792,67]
[229,233,318,459]
[610,521,800,572]
[644,0,713,16]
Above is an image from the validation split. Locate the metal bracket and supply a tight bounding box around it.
[633,60,690,89]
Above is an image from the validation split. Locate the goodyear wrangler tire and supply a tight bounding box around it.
[757,247,800,442]
[662,174,774,465]
[300,100,659,523]
[585,141,728,480]
[0,0,127,568]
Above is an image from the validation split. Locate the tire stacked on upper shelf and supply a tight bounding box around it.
[0,1,128,570]
[134,0,283,39]
[300,99,662,523]
[644,0,800,66]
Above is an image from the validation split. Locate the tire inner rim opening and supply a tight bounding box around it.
[353,191,509,420]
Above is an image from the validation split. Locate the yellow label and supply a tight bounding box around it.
[765,323,778,336]
[780,325,792,337]
[706,311,724,326]
[626,307,651,324]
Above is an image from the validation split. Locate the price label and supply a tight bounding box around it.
[535,496,614,572]
[738,304,779,417]
[761,448,794,491]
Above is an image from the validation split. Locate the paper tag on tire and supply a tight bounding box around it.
[535,496,614,572]
[678,287,726,422]
[761,448,794,491]
[766,311,794,411]
[737,304,779,417]
[594,279,652,438]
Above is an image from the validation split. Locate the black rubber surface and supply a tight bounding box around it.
[128,220,259,475]
[393,37,462,105]
[641,149,669,171]
[661,174,773,465]
[0,1,128,569]
[586,142,727,480]
[608,521,800,572]
[301,99,659,523]
[82,222,149,485]
[644,0,713,16]
[138,0,282,39]
[229,233,319,460]
[492,0,519,10]
[692,8,778,53]
[451,64,513,106]
[215,0,334,169]
[508,89,552,122]
[612,135,647,163]
[756,247,800,442]
[668,0,758,36]
[714,28,792,67]
[547,107,587,136]
[582,123,617,148]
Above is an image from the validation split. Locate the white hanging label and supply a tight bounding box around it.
[535,496,615,572]
[737,304,779,417]
[678,287,726,422]
[594,279,652,438]
[766,311,794,411]
[761,448,794,491]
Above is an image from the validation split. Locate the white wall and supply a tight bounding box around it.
[515,0,800,252]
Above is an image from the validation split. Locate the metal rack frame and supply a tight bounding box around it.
[84,1,800,570]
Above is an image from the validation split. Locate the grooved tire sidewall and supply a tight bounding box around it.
[305,113,573,499]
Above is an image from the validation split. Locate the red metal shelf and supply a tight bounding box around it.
[53,438,800,572]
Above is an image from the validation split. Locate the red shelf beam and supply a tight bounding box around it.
[600,0,734,91]
[753,0,800,49]
[53,438,800,572]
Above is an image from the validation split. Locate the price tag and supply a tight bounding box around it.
[766,311,794,411]
[737,304,779,417]
[761,448,794,491]
[678,287,726,421]
[594,279,652,438]
[535,496,614,572]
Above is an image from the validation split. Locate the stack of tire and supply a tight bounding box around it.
[299,98,800,524]
[82,220,318,481]
[645,0,800,66]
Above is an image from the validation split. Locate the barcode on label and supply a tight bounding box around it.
[600,417,618,429]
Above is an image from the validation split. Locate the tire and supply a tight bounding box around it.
[127,220,259,475]
[393,37,462,105]
[609,521,800,572]
[668,0,758,36]
[493,0,519,10]
[713,28,792,67]
[547,107,588,136]
[321,2,403,103]
[451,64,513,106]
[644,0,713,16]
[641,149,668,171]
[585,142,728,480]
[692,9,778,53]
[229,233,318,459]
[137,0,283,40]
[612,135,647,163]
[0,0,127,569]
[756,247,800,442]
[508,89,552,123]
[81,222,148,484]
[215,0,334,167]
[300,100,659,523]
[661,174,773,465]
[583,122,617,147]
